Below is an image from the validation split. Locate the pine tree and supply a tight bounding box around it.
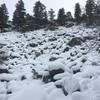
[0,3,9,32]
[95,0,100,24]
[12,0,26,31]
[66,11,73,21]
[57,8,66,25]
[81,13,87,23]
[48,9,55,22]
[74,3,81,24]
[85,0,95,25]
[24,14,36,31]
[33,1,48,26]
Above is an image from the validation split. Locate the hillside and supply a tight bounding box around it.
[0,25,100,100]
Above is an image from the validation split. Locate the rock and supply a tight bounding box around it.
[0,51,8,64]
[70,51,77,57]
[29,43,38,47]
[0,69,9,74]
[49,57,58,61]
[49,69,64,82]
[68,37,82,47]
[48,37,57,42]
[62,77,80,94]
[21,75,26,80]
[43,62,65,83]
[35,52,41,58]
[81,58,87,63]
[65,22,74,28]
[63,47,69,52]
[73,69,81,74]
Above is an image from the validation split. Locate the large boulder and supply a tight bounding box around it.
[68,37,83,47]
[43,62,65,83]
[62,77,80,94]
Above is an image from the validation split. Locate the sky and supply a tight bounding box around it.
[0,0,87,20]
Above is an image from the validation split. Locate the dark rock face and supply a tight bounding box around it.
[68,37,82,47]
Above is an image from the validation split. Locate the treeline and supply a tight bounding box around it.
[0,0,99,32]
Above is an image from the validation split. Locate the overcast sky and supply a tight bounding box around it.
[0,0,86,20]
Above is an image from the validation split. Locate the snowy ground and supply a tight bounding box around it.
[0,25,100,100]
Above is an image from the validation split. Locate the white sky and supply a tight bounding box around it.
[0,0,87,20]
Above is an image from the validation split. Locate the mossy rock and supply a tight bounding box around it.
[68,37,82,47]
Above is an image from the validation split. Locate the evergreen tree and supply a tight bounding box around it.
[81,13,87,23]
[74,3,81,24]
[66,11,73,21]
[0,3,9,32]
[95,0,100,24]
[85,0,95,25]
[12,0,26,31]
[24,14,34,31]
[48,9,55,22]
[57,8,66,25]
[33,1,48,26]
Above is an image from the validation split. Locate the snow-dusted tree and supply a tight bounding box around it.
[12,0,26,31]
[94,0,100,24]
[66,11,73,21]
[74,3,81,24]
[33,1,48,26]
[81,13,87,23]
[57,8,66,25]
[48,9,55,22]
[24,14,35,31]
[0,3,9,32]
[85,0,95,25]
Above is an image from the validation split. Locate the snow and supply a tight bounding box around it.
[9,81,46,100]
[46,89,66,100]
[0,25,100,100]
[63,77,80,94]
[48,61,65,71]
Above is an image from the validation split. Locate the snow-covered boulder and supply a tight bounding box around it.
[48,61,65,71]
[62,77,80,94]
[48,61,65,81]
[46,89,65,100]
